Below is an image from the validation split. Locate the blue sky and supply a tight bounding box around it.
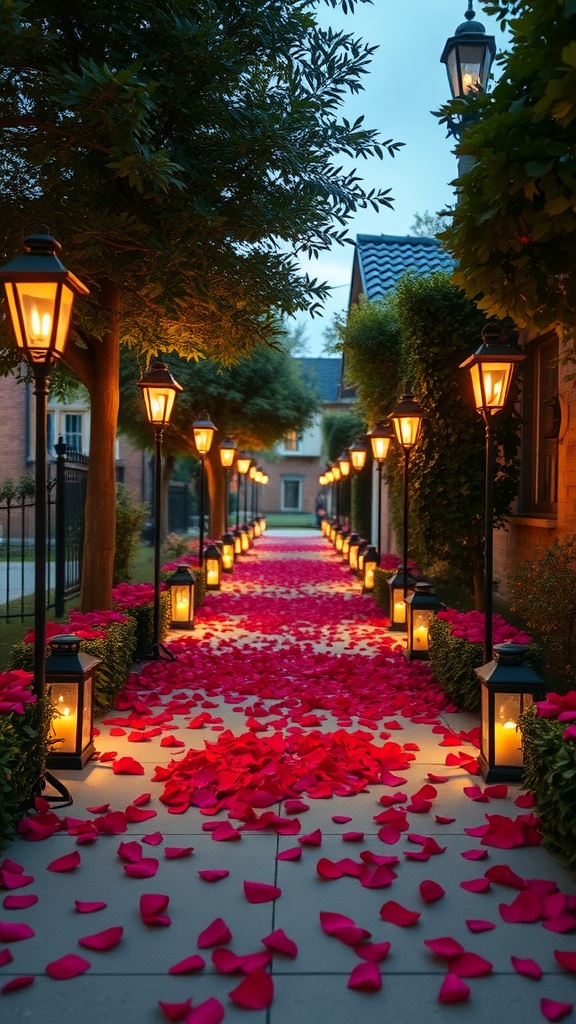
[295,0,503,356]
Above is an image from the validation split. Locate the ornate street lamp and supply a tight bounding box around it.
[348,438,368,473]
[460,323,524,662]
[219,436,236,531]
[0,230,89,699]
[138,361,183,660]
[166,564,196,630]
[475,643,546,782]
[441,1,496,99]
[193,411,217,568]
[368,421,394,561]
[236,452,251,535]
[389,385,425,601]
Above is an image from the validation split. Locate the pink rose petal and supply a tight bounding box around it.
[541,999,573,1022]
[211,822,241,842]
[47,851,81,873]
[461,848,488,860]
[3,895,38,910]
[261,929,298,958]
[460,877,491,893]
[466,919,495,933]
[347,961,382,991]
[46,953,91,979]
[143,832,164,846]
[0,921,34,942]
[185,997,225,1024]
[354,941,391,963]
[1,976,35,993]
[425,937,465,958]
[198,870,230,882]
[158,998,192,1021]
[124,858,159,879]
[448,952,493,977]
[420,880,445,904]
[276,847,302,862]
[319,912,357,936]
[244,880,282,904]
[0,948,13,967]
[379,900,420,927]
[168,954,206,975]
[164,847,194,859]
[555,950,576,972]
[75,900,107,913]
[332,816,352,823]
[298,829,322,847]
[78,926,123,951]
[511,955,542,979]
[438,972,470,1004]
[198,917,232,949]
[140,893,170,926]
[228,968,273,1010]
[212,948,247,974]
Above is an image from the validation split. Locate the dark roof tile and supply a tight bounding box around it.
[355,234,455,300]
[296,357,343,403]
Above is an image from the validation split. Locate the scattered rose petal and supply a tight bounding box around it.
[466,919,495,933]
[261,929,298,958]
[448,952,493,977]
[0,949,13,967]
[158,998,192,1021]
[168,954,206,974]
[354,941,391,962]
[425,937,465,958]
[460,877,491,893]
[276,847,302,862]
[379,901,420,927]
[46,953,91,979]
[555,951,576,972]
[198,918,232,948]
[47,851,81,873]
[0,976,35,993]
[228,968,274,1010]
[0,922,34,942]
[347,961,382,991]
[74,900,107,913]
[198,870,229,882]
[541,999,573,1022]
[512,956,542,979]
[420,880,445,903]
[438,972,470,1004]
[78,926,123,951]
[185,997,225,1024]
[3,895,38,910]
[244,880,282,904]
[165,847,194,859]
[112,756,145,775]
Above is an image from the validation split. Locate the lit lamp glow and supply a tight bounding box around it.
[166,565,195,629]
[45,634,101,770]
[389,386,425,605]
[221,532,235,572]
[193,411,217,570]
[475,643,546,782]
[387,565,419,632]
[348,533,360,571]
[348,438,368,472]
[204,543,222,590]
[362,545,379,593]
[441,2,496,99]
[233,528,242,555]
[218,436,236,469]
[405,582,444,660]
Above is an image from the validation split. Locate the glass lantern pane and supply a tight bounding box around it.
[206,559,220,587]
[481,682,490,762]
[349,545,359,571]
[412,609,432,651]
[172,584,192,622]
[456,43,485,93]
[494,691,523,766]
[392,587,406,623]
[81,675,93,750]
[51,682,79,753]
[364,562,376,590]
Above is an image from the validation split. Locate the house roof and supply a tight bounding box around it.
[296,357,343,403]
[353,234,455,302]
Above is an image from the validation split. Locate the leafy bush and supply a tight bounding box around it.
[508,536,576,693]
[520,705,576,869]
[373,568,391,615]
[114,484,148,585]
[0,697,51,844]
[162,532,191,560]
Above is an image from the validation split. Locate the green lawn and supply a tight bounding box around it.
[263,513,317,528]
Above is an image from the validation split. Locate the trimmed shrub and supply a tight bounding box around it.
[0,696,51,844]
[373,568,391,615]
[114,484,148,585]
[520,705,576,868]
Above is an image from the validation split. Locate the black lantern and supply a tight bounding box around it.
[45,635,101,770]
[441,1,496,99]
[218,435,236,470]
[240,525,251,552]
[348,533,361,571]
[166,565,196,629]
[362,545,379,593]
[348,438,368,472]
[221,532,235,572]
[475,643,546,782]
[405,582,444,660]
[388,565,419,632]
[204,542,222,590]
[192,411,217,569]
[233,528,243,556]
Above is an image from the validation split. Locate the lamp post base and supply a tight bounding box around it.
[137,641,176,662]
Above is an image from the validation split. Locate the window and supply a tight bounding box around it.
[519,333,558,515]
[65,414,83,453]
[282,476,303,512]
[47,412,55,457]
[282,430,301,452]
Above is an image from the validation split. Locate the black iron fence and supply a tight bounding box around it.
[0,438,88,621]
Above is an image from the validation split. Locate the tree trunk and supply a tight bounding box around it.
[66,279,120,611]
[205,443,227,540]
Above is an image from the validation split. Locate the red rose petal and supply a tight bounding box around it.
[461,848,488,861]
[347,961,382,991]
[228,969,274,1010]
[140,893,169,924]
[74,900,107,913]
[0,949,13,967]
[541,999,573,1022]
[425,937,465,958]
[112,756,145,775]
[319,911,357,936]
[379,900,420,927]
[198,917,232,949]
[3,895,38,910]
[438,972,470,1004]
[124,858,159,879]
[261,928,298,958]
[185,998,225,1024]
[164,847,194,859]
[0,976,35,993]
[353,941,391,962]
[420,880,445,903]
[460,877,491,893]
[168,954,206,974]
[555,950,576,972]
[448,952,493,977]
[158,998,192,1021]
[46,953,91,979]
[276,847,302,862]
[243,880,282,904]
[78,926,123,951]
[47,851,81,873]
[466,919,495,933]
[511,956,542,979]
[198,870,230,882]
[0,921,34,941]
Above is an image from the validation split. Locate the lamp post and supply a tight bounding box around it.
[337,451,351,527]
[460,323,524,662]
[249,464,257,521]
[389,386,425,600]
[193,411,217,568]
[368,421,394,561]
[236,452,251,533]
[331,463,342,526]
[0,230,89,699]
[219,436,236,530]
[441,1,496,100]
[138,361,183,660]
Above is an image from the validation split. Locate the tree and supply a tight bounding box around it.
[0,0,402,609]
[336,272,522,607]
[119,343,319,539]
[438,0,576,341]
[409,211,446,237]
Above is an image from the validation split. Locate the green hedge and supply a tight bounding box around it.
[520,706,576,868]
[373,567,392,615]
[0,696,51,845]
[428,616,545,712]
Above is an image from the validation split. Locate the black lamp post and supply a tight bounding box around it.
[0,230,89,699]
[331,463,342,527]
[193,411,217,568]
[368,421,394,561]
[441,1,496,100]
[460,324,525,662]
[389,386,425,600]
[236,452,251,534]
[138,361,183,660]
[219,436,236,530]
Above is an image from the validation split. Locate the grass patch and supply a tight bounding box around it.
[264,513,317,529]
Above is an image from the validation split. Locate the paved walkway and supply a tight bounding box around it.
[1,531,575,1023]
